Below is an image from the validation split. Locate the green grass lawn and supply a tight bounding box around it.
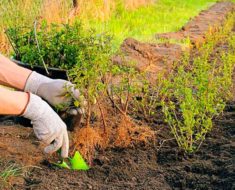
[84,0,218,50]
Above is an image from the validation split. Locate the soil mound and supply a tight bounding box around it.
[113,38,183,77]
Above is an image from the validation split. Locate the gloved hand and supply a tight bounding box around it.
[24,71,84,115]
[22,93,69,158]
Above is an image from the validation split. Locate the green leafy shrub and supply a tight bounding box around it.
[162,56,224,152]
[130,73,168,123]
[68,33,112,127]
[107,61,144,116]
[161,15,235,152]
[6,19,147,128]
[129,13,235,153]
[6,20,112,70]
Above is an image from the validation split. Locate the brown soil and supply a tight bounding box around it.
[0,125,44,165]
[1,107,235,190]
[112,38,184,82]
[0,2,235,190]
[113,39,183,80]
[1,104,234,190]
[71,108,156,164]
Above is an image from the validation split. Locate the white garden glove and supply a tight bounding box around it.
[22,93,69,158]
[24,71,84,115]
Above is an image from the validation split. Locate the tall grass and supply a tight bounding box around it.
[0,0,42,54]
[41,0,72,24]
[73,0,154,20]
[123,0,154,9]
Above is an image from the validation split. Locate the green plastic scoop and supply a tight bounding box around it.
[69,151,90,170]
[53,151,89,171]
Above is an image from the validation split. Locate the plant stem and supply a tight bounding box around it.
[5,30,20,58]
[34,20,49,75]
[107,89,127,116]
[97,98,107,134]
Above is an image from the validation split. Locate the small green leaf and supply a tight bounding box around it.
[74,100,80,107]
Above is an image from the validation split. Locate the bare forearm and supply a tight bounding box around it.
[0,87,29,115]
[0,54,32,90]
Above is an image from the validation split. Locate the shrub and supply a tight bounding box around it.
[6,20,112,70]
[162,56,224,152]
[68,30,112,127]
[161,18,235,152]
[107,61,144,116]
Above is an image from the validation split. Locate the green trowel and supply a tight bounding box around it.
[53,150,89,171]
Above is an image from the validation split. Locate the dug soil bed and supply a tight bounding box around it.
[0,102,234,190]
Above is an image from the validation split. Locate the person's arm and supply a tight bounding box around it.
[0,54,32,90]
[0,54,83,114]
[0,87,29,115]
